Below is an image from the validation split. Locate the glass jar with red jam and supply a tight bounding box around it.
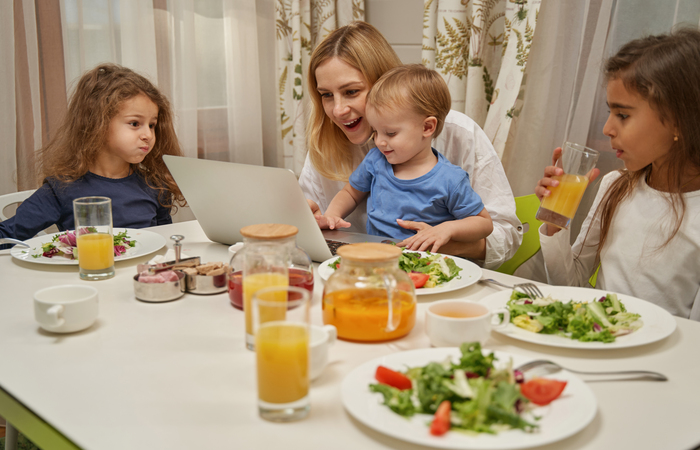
[228,223,313,310]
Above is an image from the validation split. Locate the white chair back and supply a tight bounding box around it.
[0,190,36,221]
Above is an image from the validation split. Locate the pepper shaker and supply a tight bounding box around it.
[170,235,184,263]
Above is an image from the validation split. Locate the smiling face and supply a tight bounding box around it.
[365,104,436,169]
[603,78,676,173]
[101,93,159,175]
[315,57,373,145]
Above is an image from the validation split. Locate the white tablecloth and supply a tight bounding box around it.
[1,220,698,450]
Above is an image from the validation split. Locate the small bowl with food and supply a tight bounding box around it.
[181,262,230,295]
[133,270,186,302]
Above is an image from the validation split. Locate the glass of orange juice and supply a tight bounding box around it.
[73,197,115,281]
[536,142,600,229]
[253,286,310,422]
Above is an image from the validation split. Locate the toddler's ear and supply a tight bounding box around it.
[423,117,438,137]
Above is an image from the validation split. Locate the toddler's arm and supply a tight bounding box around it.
[315,183,368,230]
[399,209,493,253]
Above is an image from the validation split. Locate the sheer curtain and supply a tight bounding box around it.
[2,0,265,206]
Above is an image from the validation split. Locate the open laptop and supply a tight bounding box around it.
[163,155,392,262]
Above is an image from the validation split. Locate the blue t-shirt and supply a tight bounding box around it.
[0,171,172,242]
[349,147,484,240]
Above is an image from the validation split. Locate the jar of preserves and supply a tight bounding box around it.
[228,223,313,350]
[322,243,416,342]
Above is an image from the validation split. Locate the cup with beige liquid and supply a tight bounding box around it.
[425,300,509,347]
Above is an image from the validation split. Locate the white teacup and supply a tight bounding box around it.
[310,324,337,380]
[425,300,509,347]
[34,285,99,333]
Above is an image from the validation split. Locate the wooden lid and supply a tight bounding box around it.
[239,223,298,240]
[336,243,402,262]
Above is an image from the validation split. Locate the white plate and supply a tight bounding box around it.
[341,347,597,450]
[481,286,677,349]
[318,251,482,296]
[10,228,166,265]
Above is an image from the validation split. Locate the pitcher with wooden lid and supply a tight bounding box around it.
[229,223,313,350]
[322,243,416,342]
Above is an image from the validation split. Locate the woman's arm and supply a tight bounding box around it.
[433,110,521,268]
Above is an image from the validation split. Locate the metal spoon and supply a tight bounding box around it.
[516,359,667,382]
[0,238,29,247]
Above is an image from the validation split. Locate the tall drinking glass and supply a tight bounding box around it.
[536,142,600,229]
[73,196,115,280]
[253,286,310,422]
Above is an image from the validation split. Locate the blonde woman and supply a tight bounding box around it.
[300,21,520,268]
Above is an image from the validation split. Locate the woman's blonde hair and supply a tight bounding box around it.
[37,63,186,211]
[367,64,451,138]
[306,21,402,181]
[592,28,700,260]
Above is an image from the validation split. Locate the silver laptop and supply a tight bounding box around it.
[163,155,391,262]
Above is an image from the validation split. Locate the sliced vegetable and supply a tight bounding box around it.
[520,378,567,406]
[429,400,451,436]
[408,272,430,289]
[375,365,412,390]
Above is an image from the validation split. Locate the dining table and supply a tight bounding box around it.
[1,220,699,450]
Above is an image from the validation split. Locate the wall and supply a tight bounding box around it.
[366,0,423,63]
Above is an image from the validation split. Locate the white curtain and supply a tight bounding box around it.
[0,3,17,195]
[274,0,365,176]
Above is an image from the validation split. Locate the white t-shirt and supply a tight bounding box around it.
[540,171,700,320]
[298,110,522,269]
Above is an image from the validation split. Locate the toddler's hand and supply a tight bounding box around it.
[324,215,351,230]
[397,220,450,253]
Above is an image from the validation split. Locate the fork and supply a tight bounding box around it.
[0,238,29,247]
[515,359,668,382]
[480,278,544,299]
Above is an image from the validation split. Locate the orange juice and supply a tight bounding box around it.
[76,233,114,270]
[540,174,588,219]
[244,273,288,336]
[256,323,309,403]
[322,289,416,342]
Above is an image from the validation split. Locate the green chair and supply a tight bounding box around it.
[496,194,544,275]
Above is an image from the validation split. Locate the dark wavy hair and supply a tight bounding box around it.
[37,63,185,211]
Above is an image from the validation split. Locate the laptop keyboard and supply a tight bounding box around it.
[325,239,349,256]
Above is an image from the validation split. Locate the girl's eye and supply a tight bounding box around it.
[129,121,140,127]
[617,114,629,120]
[149,123,156,129]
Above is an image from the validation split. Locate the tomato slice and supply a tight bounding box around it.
[520,378,567,405]
[429,400,451,436]
[408,272,430,289]
[375,365,412,390]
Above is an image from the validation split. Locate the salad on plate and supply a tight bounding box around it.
[369,342,567,436]
[507,290,643,343]
[328,250,462,289]
[36,229,136,260]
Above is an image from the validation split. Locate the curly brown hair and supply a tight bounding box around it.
[36,63,186,211]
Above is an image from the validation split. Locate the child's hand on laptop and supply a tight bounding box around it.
[315,214,351,230]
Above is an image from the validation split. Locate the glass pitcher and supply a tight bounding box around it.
[228,224,313,350]
[322,243,416,342]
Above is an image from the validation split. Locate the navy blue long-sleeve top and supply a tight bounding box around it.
[0,172,172,243]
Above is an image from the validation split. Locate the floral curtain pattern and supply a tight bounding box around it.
[422,0,541,158]
[275,0,365,176]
